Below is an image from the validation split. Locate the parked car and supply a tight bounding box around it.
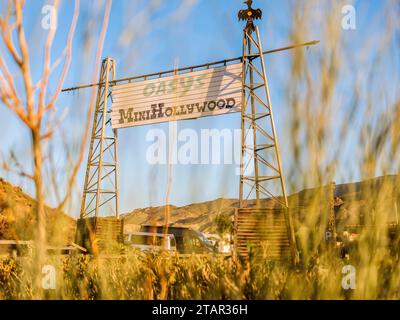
[124,231,177,252]
[140,225,215,254]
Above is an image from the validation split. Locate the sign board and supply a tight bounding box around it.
[110,63,242,129]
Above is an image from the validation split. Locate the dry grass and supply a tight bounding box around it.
[0,240,398,300]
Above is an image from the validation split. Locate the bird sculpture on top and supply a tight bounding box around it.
[238,0,262,33]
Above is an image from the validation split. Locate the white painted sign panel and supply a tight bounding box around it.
[110,63,242,129]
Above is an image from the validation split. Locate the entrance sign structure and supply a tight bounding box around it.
[62,1,318,263]
[111,63,243,128]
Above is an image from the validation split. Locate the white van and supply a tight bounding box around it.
[124,232,177,252]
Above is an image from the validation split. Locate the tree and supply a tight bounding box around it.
[215,212,233,236]
[0,0,111,296]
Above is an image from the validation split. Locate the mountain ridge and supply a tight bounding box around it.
[1,175,399,240]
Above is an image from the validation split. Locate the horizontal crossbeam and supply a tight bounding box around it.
[62,40,319,92]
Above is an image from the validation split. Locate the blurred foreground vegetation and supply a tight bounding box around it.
[0,233,398,300]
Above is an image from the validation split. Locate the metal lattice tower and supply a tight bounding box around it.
[239,27,288,209]
[238,1,298,264]
[80,57,119,218]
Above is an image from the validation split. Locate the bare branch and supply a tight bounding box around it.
[0,55,20,103]
[0,71,30,126]
[1,150,34,180]
[45,0,80,114]
[0,1,22,65]
[14,0,34,122]
[38,0,59,118]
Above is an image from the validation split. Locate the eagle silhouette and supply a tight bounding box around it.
[238,0,262,32]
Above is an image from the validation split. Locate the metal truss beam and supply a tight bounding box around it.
[239,26,298,264]
[62,41,319,93]
[80,57,119,219]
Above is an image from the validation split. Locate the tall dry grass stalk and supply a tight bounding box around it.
[0,0,79,296]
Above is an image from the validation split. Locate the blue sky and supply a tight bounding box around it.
[0,0,399,217]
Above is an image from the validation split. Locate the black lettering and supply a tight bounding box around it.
[226,98,236,108]
[165,107,173,117]
[172,106,179,116]
[187,104,195,113]
[118,108,134,124]
[150,104,157,119]
[138,111,147,121]
[207,100,216,111]
[196,102,206,112]
[217,99,226,109]
[151,103,165,118]
[180,105,187,115]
